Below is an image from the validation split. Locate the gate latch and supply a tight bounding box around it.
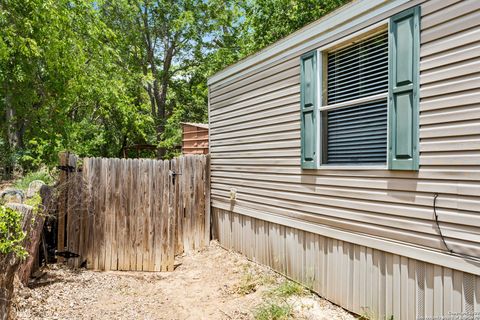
[169,170,182,177]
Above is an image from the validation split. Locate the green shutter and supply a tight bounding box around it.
[388,6,420,170]
[300,51,318,169]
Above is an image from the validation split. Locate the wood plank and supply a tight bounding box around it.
[98,158,107,270]
[167,158,177,271]
[111,158,120,270]
[139,159,148,271]
[115,159,127,270]
[153,160,163,271]
[135,159,144,271]
[175,157,184,255]
[104,157,114,270]
[146,159,154,271]
[160,160,169,271]
[130,159,138,271]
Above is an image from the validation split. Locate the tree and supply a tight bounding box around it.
[99,0,231,157]
[0,0,154,172]
[241,0,350,54]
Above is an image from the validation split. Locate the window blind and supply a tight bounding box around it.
[325,99,388,164]
[327,31,388,105]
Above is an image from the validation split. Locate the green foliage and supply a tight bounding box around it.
[233,265,277,295]
[13,168,53,190]
[0,205,27,259]
[25,193,42,213]
[267,280,306,298]
[241,0,350,54]
[254,301,292,320]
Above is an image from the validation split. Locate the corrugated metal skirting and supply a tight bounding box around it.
[213,208,480,319]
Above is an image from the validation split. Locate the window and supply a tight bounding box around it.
[300,6,420,171]
[321,30,389,165]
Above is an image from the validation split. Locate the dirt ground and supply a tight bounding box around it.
[13,242,356,320]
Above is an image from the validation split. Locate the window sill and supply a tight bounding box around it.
[311,165,387,171]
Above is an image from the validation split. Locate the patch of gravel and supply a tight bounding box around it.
[13,242,356,319]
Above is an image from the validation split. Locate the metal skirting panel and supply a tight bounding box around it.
[212,208,480,319]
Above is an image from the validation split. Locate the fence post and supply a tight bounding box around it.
[204,154,211,246]
[57,151,69,263]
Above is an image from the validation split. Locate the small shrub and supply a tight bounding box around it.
[13,168,54,191]
[233,267,276,295]
[0,205,27,259]
[268,280,306,298]
[234,272,258,295]
[254,301,291,320]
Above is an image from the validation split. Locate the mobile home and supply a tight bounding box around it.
[208,0,480,318]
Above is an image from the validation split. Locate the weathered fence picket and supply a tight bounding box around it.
[57,153,210,272]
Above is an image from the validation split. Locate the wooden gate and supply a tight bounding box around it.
[57,153,210,272]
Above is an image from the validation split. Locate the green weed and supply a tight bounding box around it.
[254,301,292,320]
[268,280,306,298]
[13,168,54,190]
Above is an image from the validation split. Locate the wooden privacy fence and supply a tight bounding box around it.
[57,153,210,272]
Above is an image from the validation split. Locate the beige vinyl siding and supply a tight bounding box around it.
[208,0,480,276]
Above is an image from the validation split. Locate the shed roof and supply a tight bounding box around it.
[181,122,209,129]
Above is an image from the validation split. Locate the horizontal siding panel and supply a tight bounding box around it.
[211,177,480,212]
[210,86,298,117]
[420,121,480,138]
[211,123,299,141]
[420,0,462,16]
[420,105,480,125]
[421,0,479,30]
[212,190,480,245]
[210,65,298,104]
[421,136,480,152]
[420,152,480,166]
[211,149,300,158]
[420,74,480,97]
[211,94,299,122]
[211,140,299,153]
[211,171,480,196]
[213,105,297,129]
[209,56,298,94]
[212,180,480,219]
[421,9,480,44]
[211,158,299,166]
[211,115,297,135]
[211,75,299,110]
[419,59,480,84]
[420,27,480,57]
[211,130,297,147]
[420,42,480,71]
[211,164,480,181]
[420,90,480,111]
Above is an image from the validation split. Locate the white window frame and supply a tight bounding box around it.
[315,20,390,170]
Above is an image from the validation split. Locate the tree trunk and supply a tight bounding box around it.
[16,186,51,285]
[0,253,18,320]
[0,204,35,320]
[154,46,174,159]
[5,101,24,151]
